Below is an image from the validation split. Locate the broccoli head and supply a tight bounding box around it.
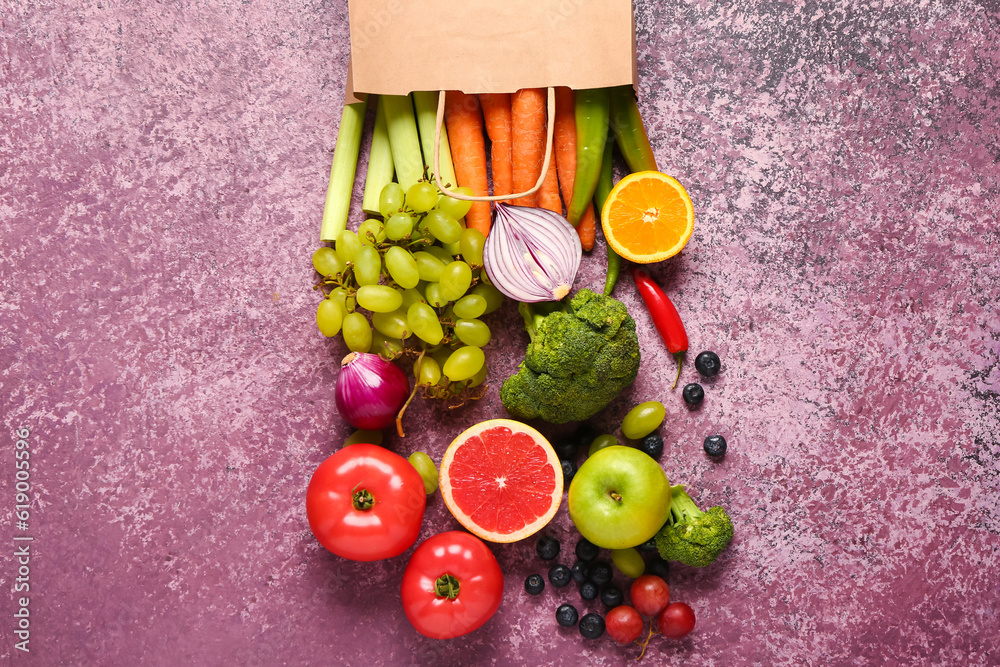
[499,289,640,423]
[654,484,734,567]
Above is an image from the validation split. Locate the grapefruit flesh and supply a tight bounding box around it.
[440,419,563,543]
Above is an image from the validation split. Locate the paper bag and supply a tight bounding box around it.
[346,0,636,102]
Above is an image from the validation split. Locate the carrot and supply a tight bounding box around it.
[444,91,491,235]
[478,93,513,199]
[553,87,578,207]
[577,201,596,251]
[538,158,562,213]
[510,88,546,207]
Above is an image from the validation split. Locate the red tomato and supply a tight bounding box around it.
[306,444,426,561]
[401,531,504,639]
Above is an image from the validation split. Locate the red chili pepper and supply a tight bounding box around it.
[631,268,689,389]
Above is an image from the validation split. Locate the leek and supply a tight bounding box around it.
[321,98,368,242]
[381,94,424,193]
[412,90,458,189]
[362,96,394,216]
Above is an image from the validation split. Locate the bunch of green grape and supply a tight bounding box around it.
[312,180,505,401]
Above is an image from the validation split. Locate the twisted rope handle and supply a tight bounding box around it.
[433,87,556,202]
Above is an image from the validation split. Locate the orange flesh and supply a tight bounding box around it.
[608,178,689,255]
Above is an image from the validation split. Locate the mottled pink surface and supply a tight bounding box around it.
[2,0,999,664]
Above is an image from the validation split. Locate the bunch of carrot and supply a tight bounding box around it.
[443,87,597,251]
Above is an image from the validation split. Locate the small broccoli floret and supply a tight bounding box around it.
[499,289,640,424]
[654,484,734,567]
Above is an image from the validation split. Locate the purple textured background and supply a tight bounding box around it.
[2,0,999,664]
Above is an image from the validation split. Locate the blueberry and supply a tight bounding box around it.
[575,537,599,562]
[636,536,659,552]
[578,612,606,639]
[536,535,561,561]
[560,459,577,485]
[704,434,728,458]
[548,563,572,588]
[695,351,721,377]
[579,581,599,601]
[574,424,596,448]
[646,557,670,582]
[524,574,545,595]
[553,438,578,461]
[556,603,579,627]
[638,433,664,460]
[601,585,624,608]
[682,383,704,406]
[570,560,590,584]
[589,561,612,587]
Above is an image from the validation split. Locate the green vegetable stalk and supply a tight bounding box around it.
[654,485,734,567]
[500,289,640,424]
[567,88,610,224]
[320,97,368,242]
[608,85,658,173]
[593,143,619,296]
[361,96,394,216]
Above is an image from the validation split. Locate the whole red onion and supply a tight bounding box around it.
[335,352,410,430]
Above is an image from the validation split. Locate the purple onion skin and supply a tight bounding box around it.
[335,352,410,431]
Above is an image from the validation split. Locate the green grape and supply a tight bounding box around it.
[328,287,350,312]
[439,261,473,301]
[336,230,362,264]
[468,363,488,388]
[472,283,504,314]
[379,182,405,218]
[431,347,453,375]
[384,246,420,289]
[358,218,386,247]
[479,267,492,285]
[342,312,373,352]
[424,282,447,308]
[443,346,485,382]
[414,251,446,282]
[372,307,411,339]
[621,401,666,440]
[345,295,356,313]
[316,299,344,337]
[413,356,442,386]
[385,212,414,241]
[453,319,491,347]
[453,294,487,319]
[356,285,403,313]
[406,181,439,213]
[371,331,404,358]
[344,429,383,447]
[354,246,382,286]
[400,287,426,309]
[312,247,344,277]
[443,239,462,256]
[588,434,618,456]
[459,228,486,266]
[611,548,646,579]
[436,187,473,219]
[424,210,462,244]
[425,245,454,265]
[407,302,444,345]
[408,451,439,494]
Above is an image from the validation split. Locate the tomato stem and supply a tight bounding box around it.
[352,488,375,511]
[434,573,461,600]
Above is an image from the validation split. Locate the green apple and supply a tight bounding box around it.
[568,446,671,549]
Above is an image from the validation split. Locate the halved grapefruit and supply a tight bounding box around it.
[439,419,563,543]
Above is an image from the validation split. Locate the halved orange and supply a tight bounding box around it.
[439,419,563,543]
[601,170,695,263]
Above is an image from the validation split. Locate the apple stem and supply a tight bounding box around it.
[610,491,623,503]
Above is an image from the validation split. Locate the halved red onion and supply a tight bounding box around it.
[482,203,582,303]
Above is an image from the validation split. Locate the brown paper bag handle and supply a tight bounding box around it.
[433,88,556,203]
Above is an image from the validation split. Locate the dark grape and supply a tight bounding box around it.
[575,537,599,562]
[570,560,590,584]
[536,535,561,561]
[548,563,572,588]
[524,574,545,595]
[578,613,606,639]
[682,383,704,406]
[601,585,624,608]
[638,433,664,460]
[556,604,579,627]
[589,561,612,587]
[694,351,721,376]
[704,434,727,458]
[579,581,599,601]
